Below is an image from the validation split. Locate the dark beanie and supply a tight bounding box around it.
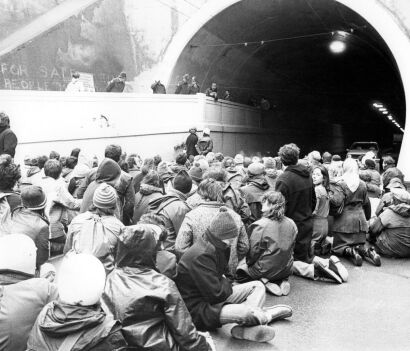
[173,170,192,194]
[365,158,376,169]
[96,158,121,183]
[208,206,239,240]
[21,186,47,210]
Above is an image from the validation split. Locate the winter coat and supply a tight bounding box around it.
[0,275,58,351]
[64,211,123,274]
[176,231,233,331]
[226,169,243,190]
[381,167,405,190]
[246,217,297,282]
[79,161,134,224]
[102,224,209,350]
[149,190,191,252]
[27,301,126,351]
[275,163,316,263]
[1,190,21,211]
[222,183,251,226]
[195,136,213,155]
[133,184,163,223]
[186,133,199,157]
[10,207,49,268]
[175,201,249,277]
[359,169,381,198]
[106,77,125,92]
[240,175,272,222]
[0,126,17,157]
[371,204,410,258]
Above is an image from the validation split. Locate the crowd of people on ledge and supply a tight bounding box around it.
[0,116,409,350]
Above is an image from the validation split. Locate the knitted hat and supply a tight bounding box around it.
[173,170,192,194]
[0,234,36,275]
[391,188,410,204]
[21,185,47,210]
[189,164,203,183]
[234,154,244,165]
[93,183,117,209]
[248,162,265,176]
[364,158,376,169]
[208,206,239,240]
[58,253,106,306]
[264,157,276,169]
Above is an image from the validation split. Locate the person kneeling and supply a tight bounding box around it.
[102,223,211,350]
[176,206,292,343]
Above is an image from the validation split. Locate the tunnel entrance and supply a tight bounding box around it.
[169,0,405,159]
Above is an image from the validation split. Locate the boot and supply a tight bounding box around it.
[358,246,381,266]
[328,255,349,282]
[264,304,293,323]
[231,325,276,342]
[314,260,342,284]
[280,279,291,296]
[344,246,362,266]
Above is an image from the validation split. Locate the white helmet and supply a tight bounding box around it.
[0,234,36,276]
[58,253,106,306]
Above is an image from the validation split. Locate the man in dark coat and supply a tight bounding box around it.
[77,144,134,225]
[275,143,316,263]
[0,234,58,351]
[106,72,126,92]
[240,162,272,222]
[175,73,190,94]
[0,112,17,158]
[27,253,126,351]
[102,224,210,350]
[176,206,292,343]
[186,127,199,160]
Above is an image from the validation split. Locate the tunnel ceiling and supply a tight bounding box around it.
[171,0,405,130]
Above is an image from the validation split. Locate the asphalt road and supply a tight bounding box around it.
[210,256,410,351]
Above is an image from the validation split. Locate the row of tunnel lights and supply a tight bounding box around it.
[373,102,404,133]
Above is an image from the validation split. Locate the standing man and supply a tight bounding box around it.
[186,127,199,161]
[275,143,316,263]
[175,73,190,94]
[65,72,85,92]
[106,72,127,92]
[195,128,213,156]
[205,82,218,101]
[0,112,17,158]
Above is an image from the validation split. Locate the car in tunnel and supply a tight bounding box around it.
[346,141,381,169]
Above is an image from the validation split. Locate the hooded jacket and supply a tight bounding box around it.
[0,126,17,157]
[149,191,191,252]
[102,225,209,351]
[240,175,272,222]
[176,231,233,331]
[0,275,58,351]
[27,301,125,351]
[186,133,199,157]
[195,136,213,155]
[275,163,316,263]
[133,184,163,223]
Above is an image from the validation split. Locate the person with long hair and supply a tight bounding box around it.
[331,158,381,266]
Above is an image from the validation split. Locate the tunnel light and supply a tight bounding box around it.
[378,107,387,111]
[388,115,393,120]
[329,31,349,54]
[400,128,405,132]
[382,111,388,115]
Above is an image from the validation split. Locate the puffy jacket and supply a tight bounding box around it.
[246,217,297,281]
[0,275,58,351]
[149,190,191,252]
[10,207,49,268]
[195,136,213,156]
[176,231,233,331]
[27,301,125,351]
[102,224,209,351]
[240,175,272,222]
[133,184,163,223]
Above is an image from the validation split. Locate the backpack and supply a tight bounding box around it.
[0,193,13,236]
[328,182,347,217]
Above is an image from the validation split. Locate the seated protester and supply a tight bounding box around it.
[0,235,58,351]
[222,157,243,190]
[132,157,155,194]
[102,224,210,350]
[375,177,406,216]
[64,183,123,275]
[188,162,204,186]
[381,156,404,191]
[9,186,49,269]
[27,253,126,351]
[240,162,272,222]
[26,157,42,186]
[237,192,348,297]
[126,153,140,178]
[359,158,381,199]
[176,178,249,278]
[149,170,192,253]
[170,151,188,175]
[133,170,164,223]
[77,145,134,225]
[234,154,246,178]
[0,154,21,212]
[369,188,410,258]
[264,157,282,189]
[37,159,81,256]
[67,153,93,195]
[176,207,292,343]
[61,156,77,182]
[157,161,175,191]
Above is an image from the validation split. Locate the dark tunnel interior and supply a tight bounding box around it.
[170,0,405,157]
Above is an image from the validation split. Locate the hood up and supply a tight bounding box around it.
[96,158,121,185]
[285,164,311,178]
[139,183,163,196]
[389,203,410,217]
[248,175,270,190]
[149,194,181,213]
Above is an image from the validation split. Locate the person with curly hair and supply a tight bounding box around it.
[0,154,21,211]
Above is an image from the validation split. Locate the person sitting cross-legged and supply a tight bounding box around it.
[102,224,211,350]
[176,206,293,343]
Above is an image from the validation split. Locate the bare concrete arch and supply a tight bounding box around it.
[160,0,410,178]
